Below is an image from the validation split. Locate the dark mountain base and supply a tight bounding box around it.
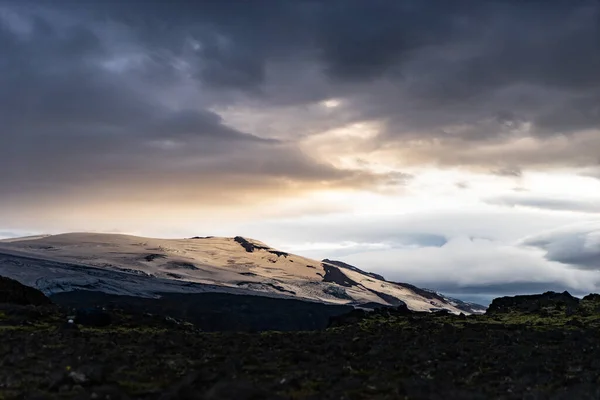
[0,276,52,306]
[3,293,600,399]
[50,291,353,332]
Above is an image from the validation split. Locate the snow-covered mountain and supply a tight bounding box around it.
[0,233,484,314]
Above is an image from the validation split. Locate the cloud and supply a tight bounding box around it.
[338,235,600,304]
[0,3,410,213]
[584,168,600,181]
[2,0,600,266]
[283,233,448,260]
[522,222,600,270]
[217,0,600,169]
[0,231,33,240]
[2,0,600,210]
[236,209,597,303]
[486,196,600,213]
[491,167,523,178]
[256,209,585,248]
[149,109,277,142]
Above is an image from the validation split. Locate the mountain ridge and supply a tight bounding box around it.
[0,232,485,314]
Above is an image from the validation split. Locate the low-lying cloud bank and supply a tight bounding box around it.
[257,211,599,305]
[522,222,600,270]
[334,222,600,304]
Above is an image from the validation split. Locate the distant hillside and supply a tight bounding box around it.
[0,233,484,314]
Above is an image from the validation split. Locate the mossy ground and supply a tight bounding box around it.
[2,304,600,399]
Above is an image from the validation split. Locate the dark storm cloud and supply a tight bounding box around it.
[149,109,276,142]
[1,3,403,206]
[1,0,600,206]
[168,0,600,163]
[32,1,600,100]
[196,0,600,144]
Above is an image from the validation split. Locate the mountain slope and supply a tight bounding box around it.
[323,259,487,314]
[0,233,483,314]
[0,275,52,306]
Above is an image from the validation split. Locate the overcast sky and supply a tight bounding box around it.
[1,0,600,303]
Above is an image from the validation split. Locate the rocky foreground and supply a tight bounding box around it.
[2,278,600,399]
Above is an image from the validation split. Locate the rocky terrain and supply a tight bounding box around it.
[2,276,600,399]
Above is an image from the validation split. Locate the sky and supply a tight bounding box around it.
[1,0,600,304]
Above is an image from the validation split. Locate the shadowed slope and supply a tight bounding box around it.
[0,276,52,306]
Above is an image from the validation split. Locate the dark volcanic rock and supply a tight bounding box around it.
[579,293,600,314]
[366,288,405,306]
[581,293,600,305]
[165,261,199,271]
[144,254,166,262]
[234,236,267,253]
[321,264,358,287]
[583,293,600,302]
[264,283,296,295]
[322,259,386,281]
[487,291,580,315]
[233,236,289,257]
[164,272,184,279]
[0,276,52,306]
[235,282,297,296]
